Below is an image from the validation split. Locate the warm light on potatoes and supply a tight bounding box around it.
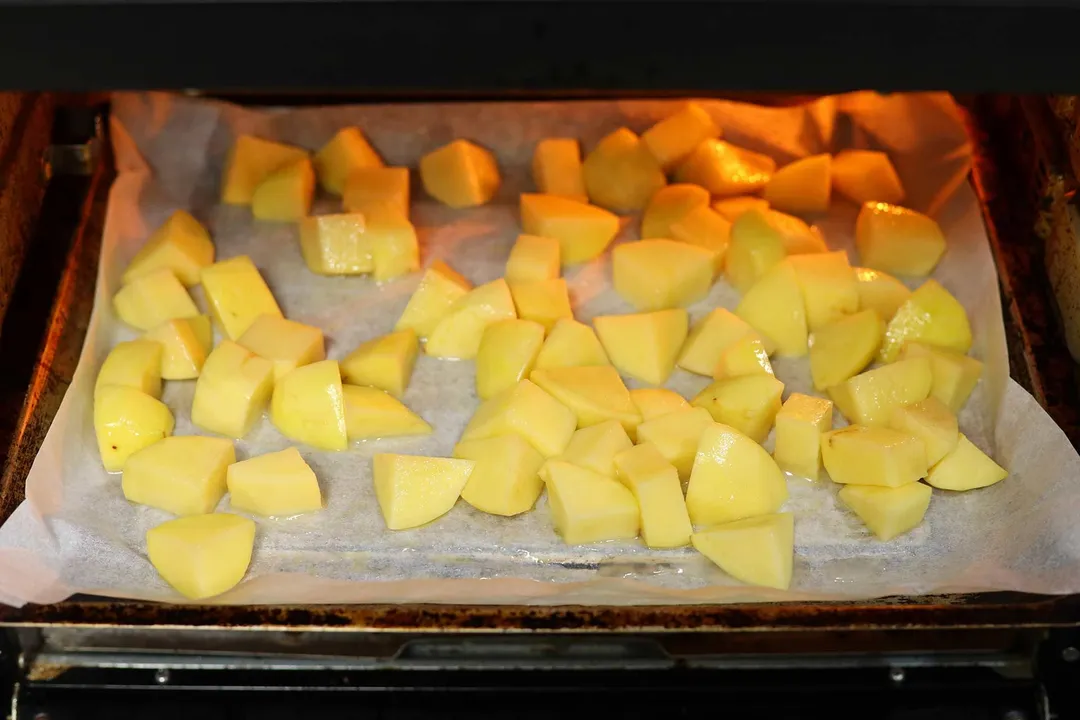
[251,157,315,222]
[298,213,372,276]
[532,138,588,203]
[675,139,776,196]
[221,135,309,206]
[808,309,884,390]
[395,260,473,338]
[582,128,667,213]
[520,193,620,266]
[594,309,688,386]
[831,150,905,206]
[763,154,831,215]
[341,329,419,399]
[856,202,946,277]
[678,308,765,377]
[789,250,859,331]
[509,278,573,332]
[531,365,641,434]
[505,234,561,283]
[533,318,611,369]
[641,102,721,171]
[640,184,710,240]
[880,279,972,363]
[724,209,787,294]
[426,278,517,360]
[342,167,410,218]
[612,239,715,311]
[420,139,500,208]
[475,319,545,400]
[736,259,808,357]
[315,127,384,196]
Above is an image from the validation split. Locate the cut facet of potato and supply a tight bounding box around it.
[342,167,410,217]
[251,157,315,222]
[96,339,163,399]
[821,425,928,487]
[145,316,210,381]
[475,319,545,400]
[712,196,770,222]
[613,442,693,548]
[114,268,199,331]
[612,239,715,311]
[736,259,809,357]
[534,318,610,369]
[855,266,911,321]
[773,393,833,480]
[583,128,667,213]
[678,308,765,377]
[767,210,828,255]
[713,336,773,380]
[122,210,214,287]
[544,460,640,544]
[314,127,383,196]
[635,406,713,480]
[227,447,323,517]
[373,453,475,530]
[685,423,789,526]
[298,213,372,276]
[831,150,905,206]
[270,360,348,451]
[343,384,432,440]
[200,256,283,340]
[881,279,972,363]
[692,512,794,590]
[641,102,721,171]
[454,435,546,516]
[790,250,859,331]
[828,356,932,426]
[901,342,983,412]
[426,278,517,360]
[532,138,587,203]
[856,202,946,276]
[520,193,620,266]
[669,205,732,274]
[640,184,710,240]
[238,314,325,383]
[509,278,573,332]
[221,135,309,205]
[122,436,235,515]
[808,309,884,390]
[461,379,577,458]
[395,260,472,338]
[146,513,256,600]
[94,386,175,472]
[555,420,633,478]
[838,482,931,541]
[341,329,419,398]
[764,154,831,215]
[691,374,784,444]
[420,139,499,208]
[505,234,561,283]
[724,209,786,293]
[191,341,275,438]
[594,308,689,386]
[630,388,690,422]
[888,397,959,466]
[926,434,1007,491]
[675,140,776,196]
[530,365,641,433]
[365,204,420,282]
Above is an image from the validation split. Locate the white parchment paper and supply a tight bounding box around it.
[2,91,1080,608]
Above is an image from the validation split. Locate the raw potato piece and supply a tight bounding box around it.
[509,279,573,332]
[373,454,475,530]
[766,211,828,255]
[200,256,283,340]
[902,342,983,412]
[630,388,690,422]
[343,385,432,440]
[736,260,809,357]
[145,316,211,380]
[838,483,932,541]
[714,336,773,380]
[724,209,787,293]
[821,425,928,487]
[828,357,932,426]
[505,235,561,283]
[534,318,610,369]
[420,139,500,208]
[251,157,315,221]
[476,319,545,400]
[532,138,587,202]
[544,460,640,544]
[669,205,732,273]
[191,341,275,439]
[926,434,1008,491]
[855,267,911,321]
[678,308,765,377]
[556,420,633,478]
[712,196,769,222]
[691,374,784,444]
[880,279,972,363]
[856,202,946,277]
[299,213,372,275]
[635,407,713,480]
[675,140,776,196]
[271,360,348,451]
[221,135,309,205]
[808,309,884,390]
[889,397,959,466]
[94,386,175,472]
[831,150,905,206]
[454,435,545,516]
[594,309,688,386]
[366,204,420,282]
[96,339,163,399]
[122,436,236,516]
[146,513,256,600]
[612,239,715,311]
[315,127,383,195]
[426,279,517,360]
[685,423,789,526]
[641,184,710,240]
[773,393,833,480]
[614,443,693,548]
[764,154,832,215]
[341,329,419,398]
[113,268,199,331]
[343,167,410,217]
[520,194,620,266]
[461,379,577,458]
[692,512,794,590]
[227,447,323,517]
[582,128,667,213]
[790,250,859,331]
[530,366,641,434]
[395,260,472,338]
[122,210,214,287]
[238,315,325,383]
[641,102,721,170]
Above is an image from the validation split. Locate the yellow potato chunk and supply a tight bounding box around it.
[642,102,721,171]
[889,397,958,466]
[736,259,808,357]
[271,360,348,451]
[555,420,633,478]
[926,434,1007,491]
[395,260,472,338]
[96,339,163,399]
[454,435,545,516]
[420,139,499,208]
[145,316,211,380]
[881,279,972,363]
[520,193,620,266]
[714,336,773,380]
[629,388,689,422]
[221,135,308,205]
[821,425,928,487]
[831,150,905,206]
[299,213,372,275]
[251,157,315,222]
[544,460,640,544]
[692,374,784,444]
[505,234,561,283]
[200,256,283,340]
[773,393,833,480]
[122,210,214,287]
[613,442,692,548]
[509,278,573,332]
[678,308,765,377]
[692,512,794,590]
[342,167,410,217]
[669,206,732,274]
[314,127,383,195]
[766,210,828,255]
[238,314,325,383]
[724,209,786,294]
[612,239,715,311]
[675,139,776,196]
[476,319,545,400]
[828,356,932,426]
[855,266,911,321]
[343,385,432,440]
[808,309,884,390]
[533,318,610,369]
[838,482,932,541]
[461,379,577,458]
[764,153,831,215]
[227,447,323,517]
[94,386,175,472]
[856,202,946,276]
[532,138,587,202]
[640,184,710,240]
[790,250,859,331]
[685,423,789,526]
[426,278,517,360]
[113,268,199,331]
[365,204,420,282]
[635,406,713,480]
[373,453,475,530]
[594,309,689,386]
[530,365,641,433]
[582,127,666,213]
[191,341,275,438]
[712,196,769,222]
[146,513,256,600]
[341,329,418,398]
[901,342,983,413]
[123,436,235,515]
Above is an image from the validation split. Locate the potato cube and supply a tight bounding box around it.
[821,425,928,487]
[888,397,958,466]
[343,385,432,440]
[271,360,348,451]
[678,308,765,377]
[426,278,517,360]
[766,210,828,255]
[395,260,472,338]
[454,435,545,516]
[420,139,499,208]
[298,213,372,276]
[200,256,283,340]
[692,512,794,590]
[685,423,789,526]
[902,342,983,412]
[238,314,325,383]
[640,184,710,240]
[808,309,884,390]
[838,483,932,541]
[145,316,212,380]
[714,336,773,380]
[594,309,688,386]
[828,356,932,426]
[855,266,911,321]
[227,447,323,517]
[122,210,214,287]
[613,443,692,548]
[520,193,620,266]
[641,103,721,171]
[880,279,972,362]
[675,140,776,196]
[773,393,832,480]
[146,513,255,600]
[122,436,235,515]
[831,150,905,206]
[509,279,573,332]
[373,453,475,530]
[544,460,640,544]
[365,204,420,282]
[532,138,587,203]
[856,202,946,277]
[113,268,199,331]
[764,153,832,215]
[95,339,163,399]
[533,318,610,369]
[724,209,786,293]
[736,260,809,357]
[530,365,641,434]
[612,239,715,311]
[635,406,713,480]
[314,127,383,195]
[251,157,315,221]
[692,374,784,444]
[629,388,689,422]
[461,379,577,458]
[669,205,732,274]
[94,386,175,472]
[926,434,1007,491]
[191,340,275,438]
[476,319,545,400]
[221,135,308,205]
[343,167,410,217]
[506,234,561,283]
[341,329,419,398]
[712,196,769,222]
[555,420,633,478]
[790,250,859,331]
[583,128,666,213]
